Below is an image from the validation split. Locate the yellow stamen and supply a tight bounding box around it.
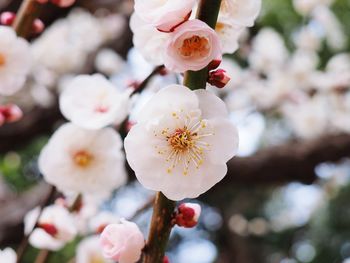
[0,53,6,67]
[73,151,94,167]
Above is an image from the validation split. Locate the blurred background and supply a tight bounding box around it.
[1,0,350,262]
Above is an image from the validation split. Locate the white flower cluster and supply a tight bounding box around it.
[39,74,129,198]
[131,0,261,70]
[219,8,349,140]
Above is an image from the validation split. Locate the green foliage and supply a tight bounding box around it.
[0,136,48,192]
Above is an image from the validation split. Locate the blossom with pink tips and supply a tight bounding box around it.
[164,19,222,73]
[100,219,145,263]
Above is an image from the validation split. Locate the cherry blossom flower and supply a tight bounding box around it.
[248,28,289,74]
[0,248,16,263]
[215,16,243,54]
[100,219,145,263]
[38,123,127,196]
[134,0,196,32]
[129,13,169,66]
[124,85,239,201]
[164,19,222,73]
[219,0,262,27]
[0,26,31,96]
[60,74,131,129]
[25,204,77,251]
[77,236,113,263]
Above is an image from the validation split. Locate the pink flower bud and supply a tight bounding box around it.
[0,12,16,26]
[100,220,145,263]
[37,223,58,237]
[175,203,201,228]
[32,19,45,34]
[0,104,23,123]
[50,0,75,8]
[163,256,170,263]
[208,69,231,88]
[164,19,222,73]
[208,59,222,71]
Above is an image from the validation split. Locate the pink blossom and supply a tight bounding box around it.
[164,19,222,73]
[100,220,145,263]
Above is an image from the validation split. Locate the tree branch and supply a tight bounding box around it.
[13,0,43,38]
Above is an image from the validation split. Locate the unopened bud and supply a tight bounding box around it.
[51,0,76,8]
[38,223,58,237]
[0,12,16,26]
[32,19,45,34]
[208,59,222,71]
[163,256,170,263]
[208,69,231,89]
[0,104,23,123]
[175,203,201,228]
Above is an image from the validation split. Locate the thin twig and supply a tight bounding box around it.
[131,65,165,95]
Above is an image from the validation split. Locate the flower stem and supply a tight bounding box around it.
[142,192,176,263]
[13,0,43,38]
[183,0,222,90]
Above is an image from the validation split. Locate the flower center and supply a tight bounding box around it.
[73,151,94,167]
[168,128,194,152]
[179,36,210,58]
[215,22,225,33]
[90,255,105,263]
[0,53,6,67]
[154,111,214,176]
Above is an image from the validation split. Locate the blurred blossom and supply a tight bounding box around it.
[228,214,248,236]
[0,248,16,263]
[76,235,113,263]
[95,48,126,76]
[293,241,316,262]
[248,28,289,74]
[25,204,77,251]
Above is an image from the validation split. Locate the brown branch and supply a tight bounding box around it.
[13,0,44,38]
[142,192,176,263]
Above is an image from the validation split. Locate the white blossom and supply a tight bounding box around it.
[0,248,16,263]
[76,236,113,263]
[129,13,169,66]
[39,123,127,196]
[0,26,31,96]
[25,204,77,251]
[124,85,239,201]
[219,0,262,27]
[60,74,131,129]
